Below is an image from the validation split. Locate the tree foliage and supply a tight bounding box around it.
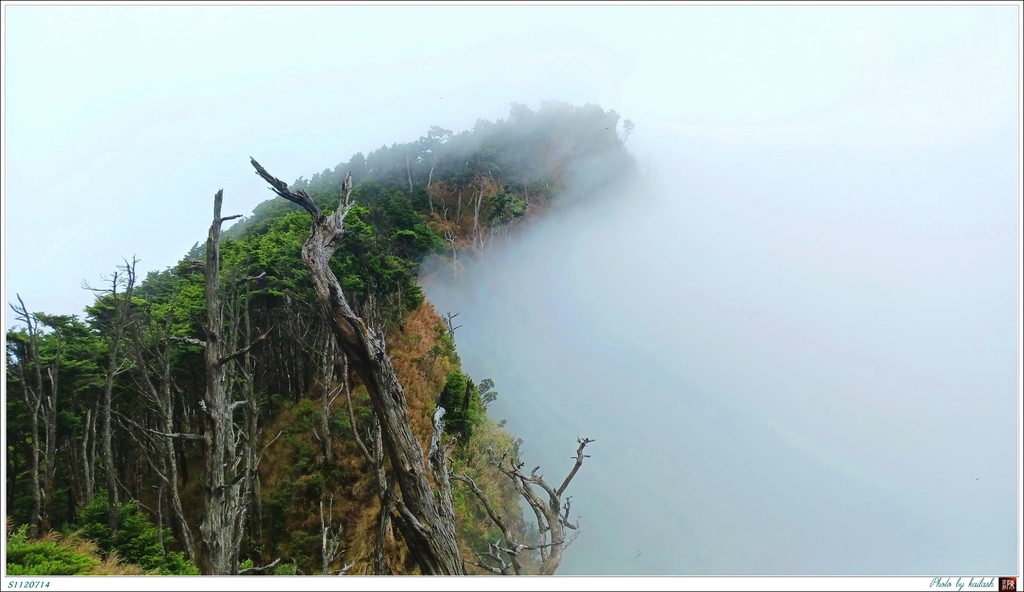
[4,101,629,575]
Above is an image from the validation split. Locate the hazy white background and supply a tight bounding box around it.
[3,2,1020,578]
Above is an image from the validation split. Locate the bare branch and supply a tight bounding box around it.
[113,409,203,441]
[217,328,271,367]
[167,336,206,348]
[259,430,285,459]
[237,557,282,574]
[252,157,462,575]
[556,437,595,497]
[251,157,325,221]
[342,355,373,467]
[468,560,506,575]
[451,474,510,543]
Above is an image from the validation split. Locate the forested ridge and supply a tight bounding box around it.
[4,101,638,575]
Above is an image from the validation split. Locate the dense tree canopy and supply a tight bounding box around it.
[5,101,635,575]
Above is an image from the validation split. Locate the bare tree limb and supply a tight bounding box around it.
[557,437,595,497]
[251,158,463,575]
[461,438,594,574]
[167,336,206,348]
[216,328,271,367]
[237,557,282,574]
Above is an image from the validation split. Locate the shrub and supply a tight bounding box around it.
[6,525,99,575]
[74,497,199,575]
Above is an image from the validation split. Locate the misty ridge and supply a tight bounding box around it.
[4,4,1018,584]
[3,95,1016,578]
[5,102,667,577]
[421,122,1018,575]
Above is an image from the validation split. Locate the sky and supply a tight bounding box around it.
[2,0,1021,584]
[2,4,1018,319]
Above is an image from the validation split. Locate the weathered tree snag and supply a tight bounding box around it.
[85,257,139,537]
[129,311,197,563]
[444,232,458,280]
[251,158,465,575]
[82,407,96,505]
[194,189,263,575]
[406,151,414,193]
[453,437,594,575]
[472,184,484,251]
[39,321,62,533]
[9,296,44,536]
[341,353,394,575]
[314,328,341,464]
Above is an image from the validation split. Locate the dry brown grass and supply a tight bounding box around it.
[14,529,153,575]
[93,550,148,575]
[249,300,526,575]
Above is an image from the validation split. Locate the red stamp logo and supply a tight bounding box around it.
[999,577,1017,591]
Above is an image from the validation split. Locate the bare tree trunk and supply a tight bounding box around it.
[88,259,137,537]
[316,330,338,464]
[27,399,42,536]
[319,494,346,574]
[130,314,198,563]
[375,471,394,575]
[195,189,253,575]
[341,353,393,575]
[82,407,95,505]
[426,156,440,214]
[251,159,465,575]
[9,298,45,536]
[427,157,438,195]
[102,331,120,535]
[155,484,164,553]
[444,232,458,280]
[472,184,485,251]
[66,422,83,523]
[41,341,60,532]
[406,152,414,193]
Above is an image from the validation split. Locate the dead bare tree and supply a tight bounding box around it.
[10,304,67,533]
[314,330,342,465]
[472,183,485,251]
[193,189,269,574]
[342,349,395,575]
[444,231,459,280]
[452,437,594,575]
[38,317,63,533]
[81,406,96,506]
[8,296,44,536]
[83,257,139,537]
[319,493,350,574]
[251,158,464,575]
[443,311,462,339]
[405,151,414,193]
[128,309,199,564]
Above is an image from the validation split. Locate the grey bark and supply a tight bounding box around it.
[472,185,484,250]
[251,158,465,575]
[88,258,137,537]
[454,437,594,575]
[130,313,197,564]
[406,152,414,192]
[10,296,43,536]
[41,336,60,532]
[342,354,393,575]
[82,407,95,505]
[195,189,255,575]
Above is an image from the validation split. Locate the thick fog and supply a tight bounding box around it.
[3,4,1018,580]
[422,122,1018,575]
